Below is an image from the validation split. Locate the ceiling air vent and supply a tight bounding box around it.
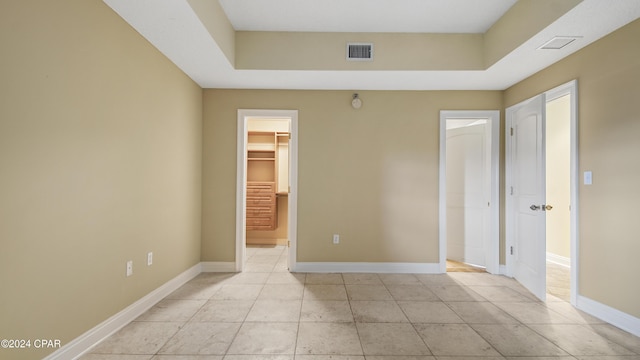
[347,43,373,61]
[538,36,582,50]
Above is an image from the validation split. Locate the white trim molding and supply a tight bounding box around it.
[577,295,640,337]
[200,262,237,272]
[546,252,570,268]
[499,264,508,276]
[44,263,202,360]
[545,79,579,305]
[294,262,442,274]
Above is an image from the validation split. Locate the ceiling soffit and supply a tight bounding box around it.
[102,0,640,89]
[195,0,581,71]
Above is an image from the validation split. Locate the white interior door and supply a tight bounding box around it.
[446,123,489,267]
[507,95,547,301]
[439,110,499,275]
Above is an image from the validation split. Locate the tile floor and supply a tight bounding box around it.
[82,245,640,359]
[547,261,571,302]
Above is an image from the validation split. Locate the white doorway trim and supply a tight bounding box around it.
[439,110,500,274]
[546,80,579,305]
[236,109,299,272]
[505,80,578,304]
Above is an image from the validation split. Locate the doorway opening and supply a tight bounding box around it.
[545,91,572,301]
[246,119,290,247]
[439,111,500,274]
[505,80,577,303]
[236,110,298,272]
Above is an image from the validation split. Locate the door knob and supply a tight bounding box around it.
[544,204,553,211]
[530,204,541,211]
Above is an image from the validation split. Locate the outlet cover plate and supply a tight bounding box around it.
[126,260,133,276]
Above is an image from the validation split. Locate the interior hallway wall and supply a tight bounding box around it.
[0,1,203,358]
[504,18,640,318]
[202,90,502,264]
[546,95,571,260]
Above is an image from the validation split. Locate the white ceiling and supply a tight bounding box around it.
[218,0,517,33]
[103,0,640,90]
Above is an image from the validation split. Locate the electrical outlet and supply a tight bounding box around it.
[126,260,133,277]
[147,252,153,266]
[333,234,340,244]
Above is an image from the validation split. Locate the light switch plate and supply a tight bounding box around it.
[584,171,593,185]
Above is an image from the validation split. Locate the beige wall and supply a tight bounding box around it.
[546,95,571,259]
[2,1,640,356]
[0,1,203,358]
[236,32,484,71]
[202,90,502,263]
[504,19,640,318]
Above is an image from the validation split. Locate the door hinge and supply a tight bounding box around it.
[510,186,514,195]
[510,246,514,255]
[287,240,290,247]
[510,127,514,136]
[288,133,291,140]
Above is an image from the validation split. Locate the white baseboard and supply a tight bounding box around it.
[44,263,201,360]
[499,264,508,276]
[576,295,640,337]
[546,252,571,268]
[294,262,442,274]
[201,261,236,272]
[46,261,235,359]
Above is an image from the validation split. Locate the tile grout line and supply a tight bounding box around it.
[341,273,368,357]
[292,263,306,357]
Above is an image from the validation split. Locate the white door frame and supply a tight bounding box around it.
[505,80,578,304]
[439,110,500,274]
[236,109,298,272]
